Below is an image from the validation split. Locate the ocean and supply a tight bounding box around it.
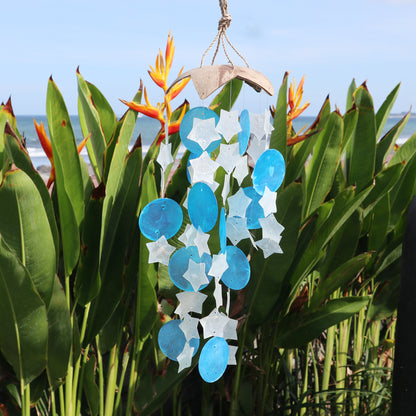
[14,114,416,170]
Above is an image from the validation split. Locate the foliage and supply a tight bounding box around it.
[0,34,415,415]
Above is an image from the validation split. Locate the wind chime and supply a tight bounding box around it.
[138,0,285,383]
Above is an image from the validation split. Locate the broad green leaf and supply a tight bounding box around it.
[78,97,100,181]
[0,236,48,384]
[288,186,372,306]
[368,194,390,252]
[46,276,72,385]
[4,126,59,266]
[74,186,104,306]
[375,83,400,140]
[247,183,302,327]
[77,71,107,180]
[319,210,362,278]
[84,148,142,344]
[101,108,139,252]
[362,162,403,216]
[341,105,358,154]
[303,111,343,218]
[0,169,55,306]
[276,296,370,348]
[389,131,416,166]
[348,84,376,192]
[269,72,288,158]
[375,112,410,173]
[345,78,357,112]
[310,253,371,310]
[210,78,243,115]
[390,153,416,227]
[47,77,85,277]
[86,81,117,143]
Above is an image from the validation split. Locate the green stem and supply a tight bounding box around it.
[96,336,105,416]
[65,346,74,416]
[59,384,65,416]
[114,344,130,415]
[125,341,143,416]
[104,344,119,416]
[75,345,90,416]
[321,325,335,414]
[50,387,57,416]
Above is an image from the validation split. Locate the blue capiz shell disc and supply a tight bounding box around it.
[198,337,229,383]
[179,107,221,156]
[139,198,183,241]
[188,182,218,233]
[169,246,213,292]
[221,245,251,290]
[238,109,250,155]
[158,320,199,361]
[243,187,264,229]
[252,149,285,195]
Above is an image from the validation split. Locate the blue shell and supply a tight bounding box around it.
[238,109,250,155]
[169,246,212,292]
[188,182,218,233]
[139,198,183,241]
[252,149,285,195]
[243,187,264,229]
[221,245,250,290]
[219,208,226,253]
[179,107,221,156]
[158,320,199,361]
[198,337,229,383]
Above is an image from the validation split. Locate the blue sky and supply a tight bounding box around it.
[2,0,416,116]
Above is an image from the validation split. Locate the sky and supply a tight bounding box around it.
[2,0,416,116]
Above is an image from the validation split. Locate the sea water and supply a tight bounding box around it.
[15,114,416,170]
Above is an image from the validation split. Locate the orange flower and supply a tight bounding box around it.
[121,32,189,143]
[34,119,89,188]
[287,75,310,127]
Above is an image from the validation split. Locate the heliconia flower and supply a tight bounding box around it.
[120,88,165,126]
[287,75,310,124]
[34,119,90,188]
[165,73,190,102]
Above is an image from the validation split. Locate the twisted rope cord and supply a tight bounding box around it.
[200,0,249,67]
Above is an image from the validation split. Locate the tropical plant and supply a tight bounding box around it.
[0,33,415,416]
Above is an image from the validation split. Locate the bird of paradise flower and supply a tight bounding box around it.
[120,32,190,145]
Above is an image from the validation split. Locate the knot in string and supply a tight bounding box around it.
[201,0,249,68]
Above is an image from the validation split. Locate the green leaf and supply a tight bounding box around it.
[341,105,358,154]
[375,83,400,140]
[375,112,410,173]
[77,71,107,180]
[345,78,357,112]
[0,236,48,384]
[247,183,303,327]
[389,130,416,166]
[0,169,55,306]
[86,81,117,143]
[276,296,370,348]
[84,148,142,344]
[269,72,288,158]
[46,276,72,385]
[83,355,99,416]
[74,186,104,305]
[288,186,372,305]
[47,77,85,277]
[310,253,371,310]
[3,127,59,269]
[210,78,243,115]
[368,194,390,252]
[303,111,343,218]
[348,84,376,192]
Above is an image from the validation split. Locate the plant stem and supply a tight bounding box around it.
[114,344,130,415]
[104,344,119,416]
[96,336,105,416]
[321,325,335,414]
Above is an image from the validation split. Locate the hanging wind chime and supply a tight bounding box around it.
[138,0,285,383]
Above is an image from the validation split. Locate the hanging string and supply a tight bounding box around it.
[200,0,250,68]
